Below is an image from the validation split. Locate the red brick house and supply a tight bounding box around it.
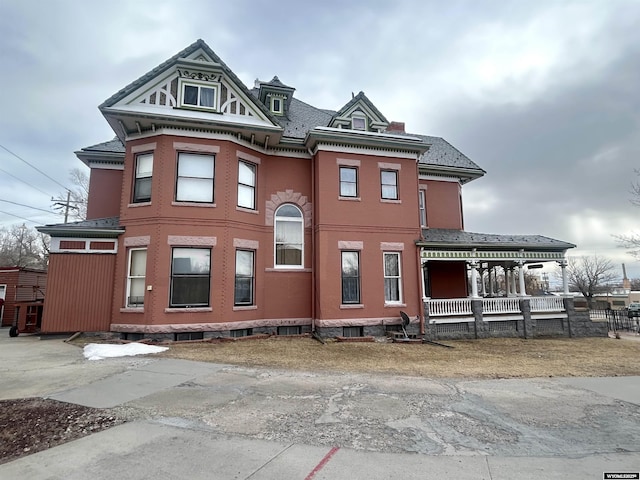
[38,40,588,340]
[0,266,46,328]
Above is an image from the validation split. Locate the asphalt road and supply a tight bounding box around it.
[1,330,639,479]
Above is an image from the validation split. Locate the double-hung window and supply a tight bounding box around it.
[339,166,358,198]
[237,161,256,209]
[176,153,214,203]
[234,250,255,306]
[126,248,147,307]
[383,252,402,303]
[133,153,153,203]
[274,204,303,267]
[341,251,360,304]
[170,248,211,307]
[381,170,398,200]
[419,190,427,226]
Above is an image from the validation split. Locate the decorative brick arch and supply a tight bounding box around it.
[265,190,312,227]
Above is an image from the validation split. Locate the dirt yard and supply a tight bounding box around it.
[158,335,640,379]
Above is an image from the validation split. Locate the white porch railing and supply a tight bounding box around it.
[530,296,565,312]
[482,297,521,314]
[427,298,472,317]
[426,296,566,318]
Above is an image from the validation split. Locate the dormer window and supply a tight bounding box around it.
[352,114,367,131]
[270,96,284,115]
[179,78,219,111]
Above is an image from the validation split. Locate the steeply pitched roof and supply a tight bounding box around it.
[100,39,278,125]
[419,228,575,250]
[330,91,389,125]
[416,135,484,173]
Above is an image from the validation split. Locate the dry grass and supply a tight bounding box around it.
[156,335,640,379]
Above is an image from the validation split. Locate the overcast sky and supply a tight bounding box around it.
[1,0,639,278]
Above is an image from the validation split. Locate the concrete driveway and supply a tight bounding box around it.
[1,330,639,479]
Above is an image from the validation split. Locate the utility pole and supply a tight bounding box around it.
[51,191,80,223]
[17,223,26,267]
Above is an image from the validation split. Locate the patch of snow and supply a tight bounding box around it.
[83,343,168,361]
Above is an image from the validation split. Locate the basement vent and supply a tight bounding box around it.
[174,332,204,341]
[435,322,470,334]
[277,326,301,336]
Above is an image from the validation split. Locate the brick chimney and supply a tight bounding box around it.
[386,121,405,133]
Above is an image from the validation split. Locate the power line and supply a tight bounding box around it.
[0,165,54,197]
[0,210,41,224]
[0,142,70,192]
[0,198,57,215]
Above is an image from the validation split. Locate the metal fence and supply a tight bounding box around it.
[591,309,640,332]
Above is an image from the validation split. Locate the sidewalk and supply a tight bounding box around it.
[1,331,639,479]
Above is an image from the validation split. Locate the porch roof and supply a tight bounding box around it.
[37,217,124,238]
[417,228,575,263]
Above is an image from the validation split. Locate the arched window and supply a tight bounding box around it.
[274,204,303,267]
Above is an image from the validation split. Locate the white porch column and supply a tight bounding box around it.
[505,267,511,296]
[470,261,480,298]
[489,267,496,296]
[421,259,428,301]
[560,260,570,296]
[480,266,487,296]
[511,267,518,296]
[518,261,527,296]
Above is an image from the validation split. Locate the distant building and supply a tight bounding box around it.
[0,266,46,327]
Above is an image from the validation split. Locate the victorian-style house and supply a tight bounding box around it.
[38,40,597,340]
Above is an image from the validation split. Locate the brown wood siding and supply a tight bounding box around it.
[42,254,115,333]
[0,269,47,327]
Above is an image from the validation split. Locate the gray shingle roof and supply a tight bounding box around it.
[80,137,125,154]
[419,228,575,250]
[37,217,123,237]
[416,135,484,173]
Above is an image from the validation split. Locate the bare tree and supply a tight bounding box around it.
[565,255,618,308]
[615,171,640,258]
[0,224,49,269]
[53,167,89,222]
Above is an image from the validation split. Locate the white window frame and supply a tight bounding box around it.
[176,152,215,203]
[274,204,304,269]
[178,78,219,111]
[133,153,153,203]
[237,160,257,210]
[419,189,427,227]
[270,96,284,115]
[352,114,367,131]
[381,169,399,200]
[126,248,147,308]
[383,252,403,304]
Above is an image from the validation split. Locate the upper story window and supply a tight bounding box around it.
[339,166,358,198]
[381,170,398,200]
[419,190,427,226]
[238,161,256,210]
[270,97,284,115]
[274,204,303,268]
[179,79,219,111]
[176,153,215,203]
[352,114,367,131]
[133,153,153,203]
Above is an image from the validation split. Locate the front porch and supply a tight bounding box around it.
[416,229,607,339]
